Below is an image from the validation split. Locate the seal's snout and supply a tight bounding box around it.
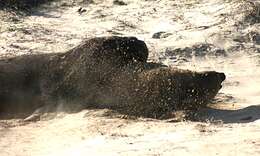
[219,72,226,82]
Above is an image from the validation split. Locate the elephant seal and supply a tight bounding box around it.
[0,36,148,118]
[0,36,225,119]
[78,64,225,119]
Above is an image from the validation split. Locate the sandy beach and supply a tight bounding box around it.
[0,0,260,155]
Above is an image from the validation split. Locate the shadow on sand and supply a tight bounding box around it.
[195,105,260,124]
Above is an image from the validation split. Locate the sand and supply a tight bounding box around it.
[0,0,260,155]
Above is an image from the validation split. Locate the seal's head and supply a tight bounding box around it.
[181,71,226,109]
[89,36,149,65]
